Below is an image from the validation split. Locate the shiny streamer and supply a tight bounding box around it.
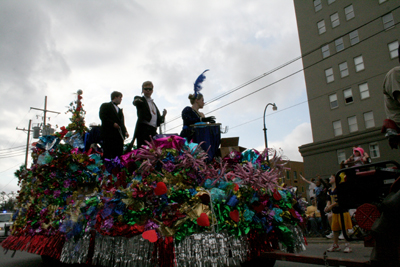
[60,233,91,264]
[92,234,155,267]
[280,224,306,254]
[175,231,247,267]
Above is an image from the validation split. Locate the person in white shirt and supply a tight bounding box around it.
[300,174,316,201]
[133,81,167,148]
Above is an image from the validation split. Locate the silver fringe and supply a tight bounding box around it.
[280,224,307,253]
[92,234,155,267]
[60,233,91,264]
[175,231,248,267]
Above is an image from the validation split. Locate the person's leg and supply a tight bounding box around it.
[315,217,322,236]
[136,124,151,148]
[327,231,341,252]
[326,212,334,238]
[319,207,329,234]
[308,218,318,236]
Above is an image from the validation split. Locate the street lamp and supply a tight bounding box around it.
[263,103,278,162]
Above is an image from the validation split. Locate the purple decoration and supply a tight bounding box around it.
[194,70,209,97]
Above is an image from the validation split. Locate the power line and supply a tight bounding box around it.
[0,152,27,158]
[229,69,389,130]
[163,6,400,127]
[165,18,400,132]
[0,145,26,151]
[0,163,23,175]
[0,153,26,159]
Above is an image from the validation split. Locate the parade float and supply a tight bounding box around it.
[1,91,307,267]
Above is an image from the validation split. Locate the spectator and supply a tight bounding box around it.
[315,177,330,235]
[325,174,353,253]
[344,146,369,167]
[306,197,322,237]
[300,174,316,201]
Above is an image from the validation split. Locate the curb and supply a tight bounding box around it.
[306,237,364,244]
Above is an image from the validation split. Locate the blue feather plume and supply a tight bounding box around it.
[194,69,209,97]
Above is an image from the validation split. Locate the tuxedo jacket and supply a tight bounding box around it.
[99,101,127,140]
[133,96,165,140]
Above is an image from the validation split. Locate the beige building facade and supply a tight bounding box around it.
[281,161,307,199]
[294,1,400,180]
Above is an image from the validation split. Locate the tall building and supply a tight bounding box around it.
[294,0,400,179]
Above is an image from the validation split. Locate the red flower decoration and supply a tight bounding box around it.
[273,189,282,201]
[154,182,167,196]
[196,213,210,227]
[142,229,158,243]
[233,183,239,191]
[229,210,240,222]
[253,204,264,213]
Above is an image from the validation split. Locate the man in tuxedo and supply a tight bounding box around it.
[99,91,129,159]
[133,81,167,148]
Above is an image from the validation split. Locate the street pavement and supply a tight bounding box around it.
[0,237,373,267]
[274,237,373,266]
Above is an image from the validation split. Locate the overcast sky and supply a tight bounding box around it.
[0,0,313,193]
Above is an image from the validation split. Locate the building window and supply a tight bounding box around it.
[369,143,380,158]
[339,62,349,78]
[286,170,290,179]
[314,0,322,12]
[317,20,326,34]
[354,55,365,72]
[337,149,346,164]
[382,13,394,30]
[329,94,338,109]
[345,5,355,21]
[364,111,375,129]
[343,88,353,104]
[327,0,336,4]
[348,116,358,133]
[335,38,344,52]
[330,13,340,28]
[333,120,342,136]
[293,171,297,180]
[359,83,370,99]
[388,41,399,59]
[325,68,334,83]
[349,30,359,45]
[322,44,330,58]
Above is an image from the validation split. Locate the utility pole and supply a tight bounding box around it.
[15,96,61,169]
[30,96,61,132]
[16,119,32,169]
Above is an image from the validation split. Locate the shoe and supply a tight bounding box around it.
[326,232,334,239]
[348,228,354,235]
[339,232,345,240]
[343,243,352,253]
[327,244,341,252]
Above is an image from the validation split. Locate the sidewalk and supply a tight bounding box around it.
[306,236,365,244]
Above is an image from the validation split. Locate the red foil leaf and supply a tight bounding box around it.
[142,229,158,243]
[229,210,240,222]
[196,213,210,227]
[154,182,167,196]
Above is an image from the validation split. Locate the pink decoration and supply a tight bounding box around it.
[153,135,186,150]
